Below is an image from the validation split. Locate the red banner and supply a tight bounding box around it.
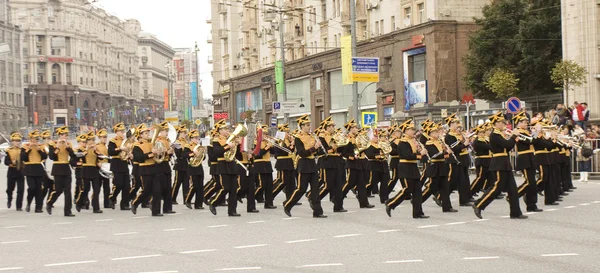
[213,112,229,120]
[163,88,169,109]
[33,112,38,125]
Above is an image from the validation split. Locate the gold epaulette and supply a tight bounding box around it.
[425,140,434,145]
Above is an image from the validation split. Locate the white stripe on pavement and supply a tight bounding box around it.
[215,267,261,271]
[579,203,590,206]
[207,225,229,228]
[545,209,558,212]
[45,260,97,267]
[473,219,490,222]
[51,222,72,225]
[233,244,267,249]
[377,229,398,233]
[60,236,86,240]
[333,234,361,238]
[541,253,579,257]
[3,225,26,229]
[0,267,23,271]
[180,249,218,254]
[445,222,466,226]
[463,256,499,260]
[282,217,300,220]
[163,228,186,232]
[564,206,576,209]
[138,271,178,273]
[95,218,113,222]
[1,240,30,245]
[246,221,265,224]
[297,263,343,268]
[285,239,316,244]
[417,225,438,229]
[114,232,139,236]
[111,254,162,261]
[384,260,423,264]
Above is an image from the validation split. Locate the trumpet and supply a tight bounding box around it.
[518,134,533,141]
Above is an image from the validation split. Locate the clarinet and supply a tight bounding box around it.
[442,140,460,164]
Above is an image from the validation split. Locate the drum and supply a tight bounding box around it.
[99,162,113,179]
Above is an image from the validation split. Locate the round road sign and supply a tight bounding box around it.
[505,97,522,114]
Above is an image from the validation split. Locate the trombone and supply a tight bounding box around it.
[263,134,292,154]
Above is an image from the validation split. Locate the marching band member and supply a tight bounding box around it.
[4,132,25,211]
[96,129,111,209]
[513,112,543,212]
[473,112,526,219]
[73,134,88,209]
[316,117,346,212]
[157,122,176,214]
[282,114,326,218]
[108,122,132,210]
[364,130,389,204]
[131,124,164,216]
[559,127,576,192]
[534,121,560,205]
[469,123,492,199]
[203,129,221,205]
[40,130,54,202]
[46,126,76,216]
[386,125,401,198]
[422,122,456,212]
[128,126,148,208]
[415,119,432,201]
[172,125,189,205]
[340,119,374,209]
[235,132,259,213]
[444,114,473,206]
[273,124,296,200]
[184,129,205,210]
[254,125,276,209]
[76,131,102,213]
[208,119,241,216]
[385,119,428,218]
[21,130,47,213]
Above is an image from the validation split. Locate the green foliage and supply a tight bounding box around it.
[551,60,588,93]
[484,69,519,98]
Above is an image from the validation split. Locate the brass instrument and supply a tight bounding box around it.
[263,134,292,154]
[223,124,248,162]
[416,139,430,161]
[151,124,166,163]
[189,144,206,167]
[119,137,135,160]
[379,138,393,155]
[354,133,370,156]
[518,134,533,141]
[333,130,350,147]
[312,132,327,156]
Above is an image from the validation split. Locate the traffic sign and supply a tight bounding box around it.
[271,116,277,127]
[362,112,377,128]
[164,111,178,122]
[273,101,281,113]
[441,109,448,118]
[272,101,299,114]
[194,119,201,126]
[351,57,380,83]
[192,109,209,118]
[505,97,522,114]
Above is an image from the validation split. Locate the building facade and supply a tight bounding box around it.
[209,0,489,125]
[0,0,27,133]
[172,47,202,120]
[11,0,141,128]
[562,0,600,119]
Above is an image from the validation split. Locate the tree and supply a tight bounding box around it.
[551,60,588,103]
[485,68,520,98]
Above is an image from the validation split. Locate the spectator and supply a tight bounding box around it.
[555,104,572,126]
[546,109,559,125]
[531,112,544,124]
[572,102,590,130]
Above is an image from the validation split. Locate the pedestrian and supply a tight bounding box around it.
[572,102,590,130]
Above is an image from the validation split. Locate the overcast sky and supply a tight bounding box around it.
[94,0,213,99]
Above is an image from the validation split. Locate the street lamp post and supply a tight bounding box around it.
[194,42,200,111]
[29,89,37,127]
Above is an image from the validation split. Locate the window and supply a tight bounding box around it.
[54,99,65,108]
[80,77,83,85]
[314,77,322,90]
[408,53,426,82]
[9,93,14,106]
[42,96,48,105]
[17,94,22,107]
[380,19,384,34]
[391,16,396,31]
[404,7,412,25]
[374,21,379,36]
[332,0,337,17]
[91,79,93,86]
[0,92,5,104]
[418,3,425,24]
[69,96,73,106]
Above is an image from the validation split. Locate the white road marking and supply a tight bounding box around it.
[473,219,490,222]
[579,203,590,206]
[215,267,261,271]
[368,208,379,211]
[163,228,186,232]
[246,220,265,224]
[333,234,361,238]
[377,229,399,233]
[524,212,537,215]
[282,217,300,220]
[3,225,26,229]
[133,216,149,219]
[180,249,218,254]
[417,225,439,229]
[285,239,316,244]
[463,256,499,260]
[445,222,466,226]
[51,222,72,225]
[95,218,113,222]
[60,236,86,240]
[111,254,162,261]
[592,201,600,204]
[297,263,343,268]
[1,240,30,245]
[0,267,24,271]
[138,271,178,273]
[500,216,510,218]
[114,232,139,236]
[545,208,558,212]
[564,206,576,209]
[383,260,423,264]
[541,253,579,257]
[208,224,229,228]
[233,244,268,249]
[45,260,97,267]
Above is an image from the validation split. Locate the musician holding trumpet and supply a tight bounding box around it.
[21,130,48,213]
[273,124,296,200]
[75,131,103,213]
[156,122,176,214]
[340,119,374,210]
[512,112,543,212]
[254,125,277,210]
[131,124,164,216]
[208,119,241,217]
[108,122,132,210]
[315,117,346,212]
[183,129,205,210]
[4,132,25,211]
[46,126,77,216]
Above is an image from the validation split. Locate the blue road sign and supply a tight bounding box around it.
[273,102,281,112]
[505,97,522,114]
[362,112,377,128]
[351,57,379,73]
[271,116,277,127]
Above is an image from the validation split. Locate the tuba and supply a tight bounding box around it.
[189,144,206,167]
[354,133,370,155]
[223,124,248,162]
[151,124,166,163]
[119,138,135,160]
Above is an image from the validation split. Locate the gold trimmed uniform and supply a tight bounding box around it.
[46,130,77,216]
[21,131,48,213]
[4,133,25,211]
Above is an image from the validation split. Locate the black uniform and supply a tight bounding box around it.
[364,143,389,204]
[209,136,239,216]
[514,129,541,211]
[422,138,453,211]
[203,144,221,204]
[96,142,111,208]
[4,147,25,210]
[77,146,102,212]
[341,134,370,208]
[21,143,48,212]
[386,137,425,218]
[157,137,174,213]
[445,131,471,205]
[46,141,76,215]
[470,137,492,197]
[474,129,523,218]
[283,131,324,217]
[387,138,400,197]
[273,138,296,199]
[131,139,163,216]
[253,141,275,208]
[184,144,205,209]
[235,146,257,212]
[108,137,131,209]
[73,146,86,207]
[316,132,345,211]
[172,138,190,204]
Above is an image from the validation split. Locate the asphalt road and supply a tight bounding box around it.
[1,161,600,273]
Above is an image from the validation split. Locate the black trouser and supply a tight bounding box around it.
[162,171,173,212]
[6,175,25,210]
[47,175,73,214]
[561,163,573,191]
[185,173,204,208]
[133,174,162,215]
[367,170,389,204]
[255,173,273,207]
[255,176,265,202]
[387,177,424,217]
[475,171,523,217]
[239,173,257,212]
[283,172,323,216]
[172,170,189,203]
[449,164,471,204]
[470,165,488,198]
[319,168,344,211]
[42,176,54,202]
[77,178,101,211]
[74,174,83,204]
[110,172,131,209]
[204,176,217,202]
[423,176,452,211]
[210,174,238,215]
[537,165,557,204]
[341,169,369,207]
[517,167,539,210]
[273,170,295,199]
[101,176,110,208]
[26,176,44,210]
[387,166,399,194]
[129,173,142,202]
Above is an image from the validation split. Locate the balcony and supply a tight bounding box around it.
[207,36,212,44]
[284,34,294,46]
[207,56,213,64]
[341,11,350,26]
[241,50,250,60]
[218,29,229,39]
[206,18,212,24]
[218,3,227,14]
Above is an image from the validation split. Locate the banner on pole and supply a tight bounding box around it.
[191,82,198,107]
[341,36,352,85]
[275,61,284,94]
[163,88,169,109]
